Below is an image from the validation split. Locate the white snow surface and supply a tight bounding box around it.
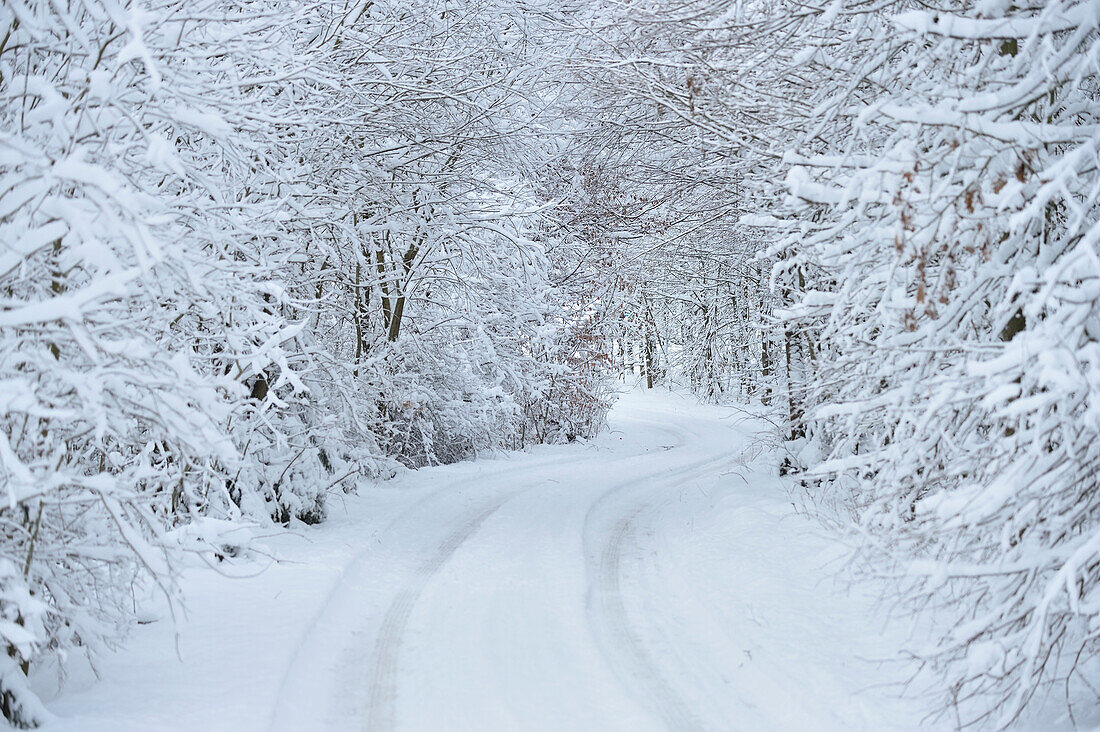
[37,389,948,731]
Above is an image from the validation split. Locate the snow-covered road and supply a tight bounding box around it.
[39,390,928,731]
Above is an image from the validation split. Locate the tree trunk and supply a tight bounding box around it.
[385,239,420,342]
[644,330,655,389]
[785,327,805,440]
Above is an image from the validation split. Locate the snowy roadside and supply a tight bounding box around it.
[32,468,430,731]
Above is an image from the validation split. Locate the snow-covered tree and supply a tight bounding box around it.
[0,0,619,723]
[0,0,313,721]
[764,2,1100,724]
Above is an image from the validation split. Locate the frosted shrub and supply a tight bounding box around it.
[769,2,1100,724]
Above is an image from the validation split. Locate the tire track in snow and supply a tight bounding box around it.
[269,414,689,732]
[269,453,584,732]
[364,495,512,732]
[586,451,735,732]
[360,417,692,731]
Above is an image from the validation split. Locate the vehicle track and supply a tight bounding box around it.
[365,495,511,731]
[270,414,694,732]
[267,451,606,732]
[361,417,690,731]
[585,451,737,732]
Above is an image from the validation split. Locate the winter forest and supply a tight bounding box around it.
[1,0,1099,729]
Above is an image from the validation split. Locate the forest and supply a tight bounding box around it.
[1,0,1098,728]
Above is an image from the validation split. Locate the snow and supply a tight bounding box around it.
[32,389,967,730]
[892,6,1094,39]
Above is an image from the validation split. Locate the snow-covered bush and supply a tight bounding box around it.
[765,1,1100,724]
[0,0,287,722]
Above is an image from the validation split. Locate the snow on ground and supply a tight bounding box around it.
[37,388,949,730]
